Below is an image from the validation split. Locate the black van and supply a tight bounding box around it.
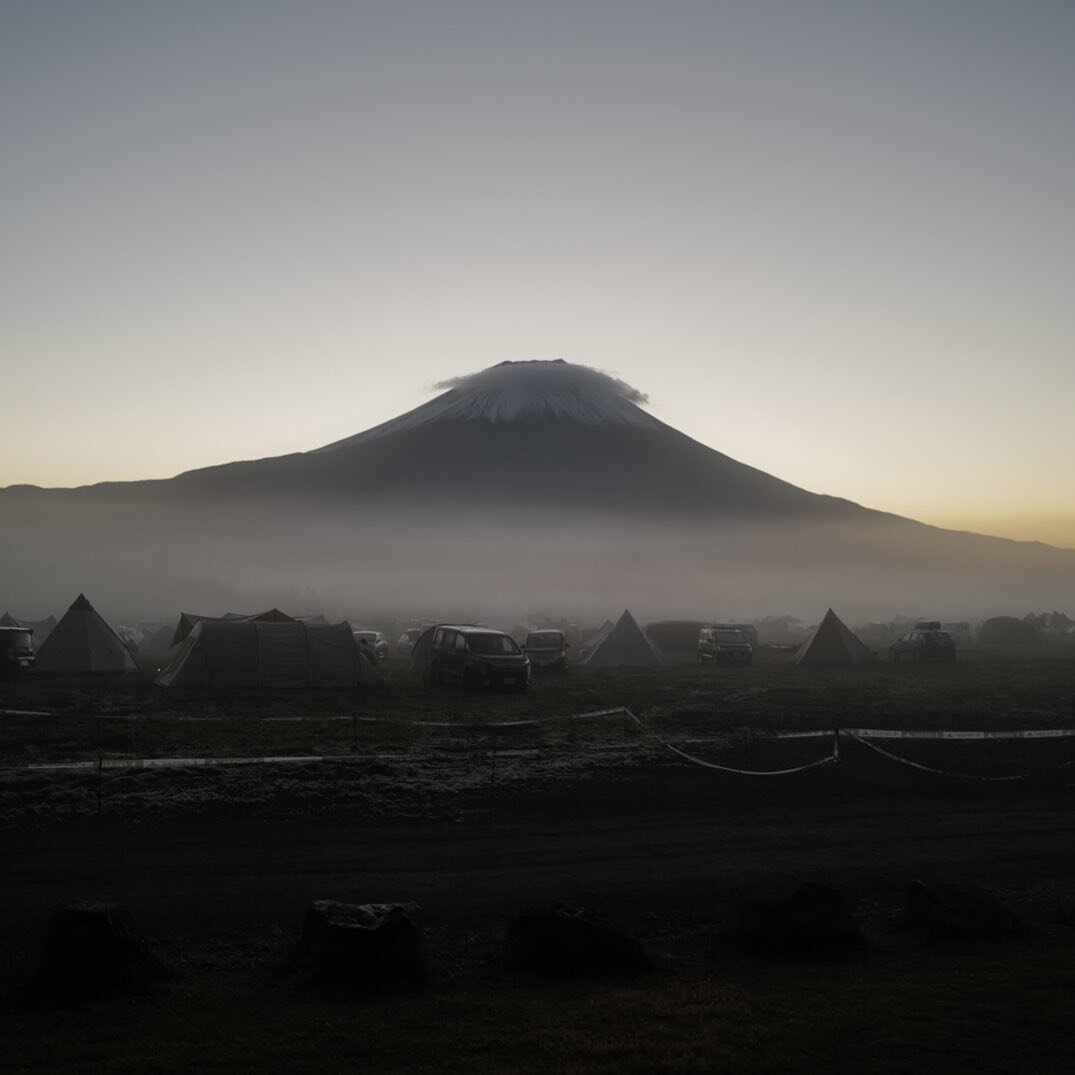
[524,629,569,673]
[697,625,753,665]
[0,626,35,678]
[428,625,530,690]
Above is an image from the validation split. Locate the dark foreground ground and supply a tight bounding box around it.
[2,653,1074,1071]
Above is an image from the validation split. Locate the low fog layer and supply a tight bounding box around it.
[4,359,1073,627]
[1,494,1072,627]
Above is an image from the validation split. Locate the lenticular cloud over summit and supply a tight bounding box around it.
[433,360,651,421]
[319,359,659,451]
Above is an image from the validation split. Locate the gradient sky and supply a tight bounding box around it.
[3,1,1073,547]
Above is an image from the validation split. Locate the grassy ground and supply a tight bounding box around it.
[5,904,1075,1073]
[2,653,1075,1071]
[1,652,1074,824]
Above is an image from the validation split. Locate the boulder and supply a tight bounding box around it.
[732,883,862,959]
[34,901,166,997]
[906,881,1017,938]
[506,903,650,977]
[296,900,425,986]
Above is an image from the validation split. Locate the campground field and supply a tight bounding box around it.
[3,649,1075,1072]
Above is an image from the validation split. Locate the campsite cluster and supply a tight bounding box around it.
[3,594,1074,685]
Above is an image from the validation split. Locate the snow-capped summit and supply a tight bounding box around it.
[317,359,664,452]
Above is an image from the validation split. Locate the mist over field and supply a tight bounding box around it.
[3,361,1073,626]
[2,489,1072,627]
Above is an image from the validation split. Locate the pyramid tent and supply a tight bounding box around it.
[795,608,874,666]
[34,594,138,673]
[0,612,57,647]
[580,610,670,668]
[156,619,379,688]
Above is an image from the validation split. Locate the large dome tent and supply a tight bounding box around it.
[156,619,379,688]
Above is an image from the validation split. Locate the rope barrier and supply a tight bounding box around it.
[844,732,1029,782]
[844,727,1075,740]
[22,752,412,771]
[4,705,1072,782]
[661,739,837,776]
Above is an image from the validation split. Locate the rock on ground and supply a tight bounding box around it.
[506,903,650,977]
[295,900,425,986]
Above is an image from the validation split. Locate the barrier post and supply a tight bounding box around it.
[490,734,497,789]
[96,754,103,813]
[833,728,840,785]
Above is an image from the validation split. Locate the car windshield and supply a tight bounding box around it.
[467,633,521,655]
[354,632,377,643]
[716,630,745,643]
[526,632,562,648]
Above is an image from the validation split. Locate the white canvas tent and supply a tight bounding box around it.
[580,609,669,668]
[34,594,137,673]
[795,608,874,666]
[156,619,380,688]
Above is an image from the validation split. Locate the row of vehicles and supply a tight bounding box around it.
[696,620,958,664]
[423,625,571,690]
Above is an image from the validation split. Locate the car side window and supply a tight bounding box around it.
[433,628,445,648]
[455,633,467,652]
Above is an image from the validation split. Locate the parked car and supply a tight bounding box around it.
[353,630,390,662]
[396,627,425,657]
[697,625,753,665]
[524,629,569,673]
[889,629,956,663]
[427,625,530,690]
[0,626,35,678]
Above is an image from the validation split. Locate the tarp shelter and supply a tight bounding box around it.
[156,619,381,688]
[0,612,57,647]
[34,594,137,673]
[580,610,669,668]
[794,608,874,666]
[170,609,296,647]
[171,611,250,647]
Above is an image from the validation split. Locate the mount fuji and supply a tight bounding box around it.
[1,360,1072,620]
[110,359,869,519]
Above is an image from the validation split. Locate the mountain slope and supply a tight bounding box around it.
[0,359,1072,619]
[55,359,867,519]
